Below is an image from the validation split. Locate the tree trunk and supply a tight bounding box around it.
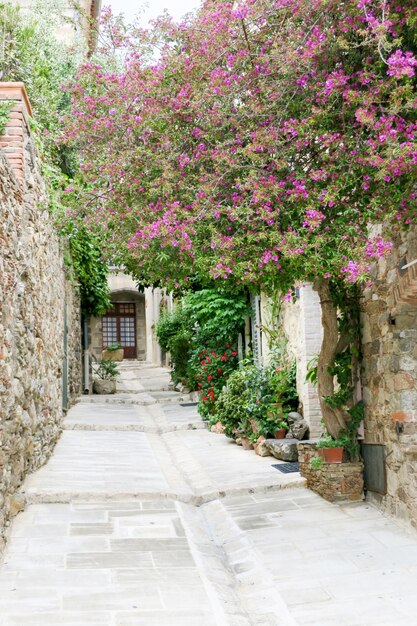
[315,280,350,439]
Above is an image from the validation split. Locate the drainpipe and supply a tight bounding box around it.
[401,258,417,271]
[83,315,90,394]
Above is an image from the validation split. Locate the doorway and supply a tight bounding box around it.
[102,303,137,359]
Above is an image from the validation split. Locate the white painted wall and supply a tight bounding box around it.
[281,285,323,437]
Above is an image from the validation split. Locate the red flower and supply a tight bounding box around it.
[232,351,237,357]
[226,343,230,348]
[202,396,208,401]
[211,351,217,356]
[217,368,222,373]
[207,374,213,381]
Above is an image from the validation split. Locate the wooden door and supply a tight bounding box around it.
[102,303,137,359]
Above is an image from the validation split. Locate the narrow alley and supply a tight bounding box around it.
[0,364,416,626]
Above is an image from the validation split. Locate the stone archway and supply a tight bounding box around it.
[89,275,146,361]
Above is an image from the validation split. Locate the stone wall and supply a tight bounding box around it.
[0,83,81,549]
[361,226,417,529]
[298,442,364,503]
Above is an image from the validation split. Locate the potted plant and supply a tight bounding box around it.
[249,417,260,434]
[235,417,255,450]
[316,435,346,463]
[263,402,289,439]
[93,358,119,394]
[102,342,124,362]
[274,420,288,439]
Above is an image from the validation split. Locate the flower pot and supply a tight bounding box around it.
[274,428,287,439]
[254,436,270,457]
[249,418,260,434]
[322,447,343,463]
[93,379,116,394]
[240,436,254,450]
[102,348,124,362]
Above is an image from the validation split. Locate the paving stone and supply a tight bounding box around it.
[152,549,196,567]
[69,523,114,535]
[1,365,416,626]
[114,611,217,626]
[66,551,153,569]
[62,588,163,611]
[4,613,112,626]
[110,537,188,551]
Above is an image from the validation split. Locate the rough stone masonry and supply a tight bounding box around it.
[361,225,417,530]
[0,83,82,551]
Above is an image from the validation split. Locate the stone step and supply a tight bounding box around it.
[176,499,297,625]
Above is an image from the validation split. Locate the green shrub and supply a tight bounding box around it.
[155,306,193,387]
[156,289,249,400]
[95,359,119,380]
[195,346,239,420]
[62,224,110,317]
[106,342,122,351]
[213,359,299,439]
[214,367,252,438]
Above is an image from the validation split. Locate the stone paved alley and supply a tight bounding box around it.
[0,363,416,626]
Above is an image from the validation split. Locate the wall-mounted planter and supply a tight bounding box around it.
[297,441,364,503]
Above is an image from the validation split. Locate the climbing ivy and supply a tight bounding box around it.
[63,224,110,317]
[0,2,111,318]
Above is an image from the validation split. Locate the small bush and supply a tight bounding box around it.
[213,360,299,439]
[195,345,239,420]
[155,306,193,387]
[95,359,119,380]
[214,367,252,438]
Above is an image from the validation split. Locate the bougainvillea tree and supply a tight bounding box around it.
[63,0,417,437]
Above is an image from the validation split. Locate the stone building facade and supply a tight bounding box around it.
[259,286,323,438]
[281,285,323,438]
[89,270,171,367]
[361,226,417,530]
[263,233,416,530]
[0,83,82,550]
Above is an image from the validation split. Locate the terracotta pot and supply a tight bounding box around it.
[249,418,260,434]
[274,428,287,439]
[240,437,254,450]
[322,447,343,463]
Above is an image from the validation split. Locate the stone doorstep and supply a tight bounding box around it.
[266,438,299,462]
